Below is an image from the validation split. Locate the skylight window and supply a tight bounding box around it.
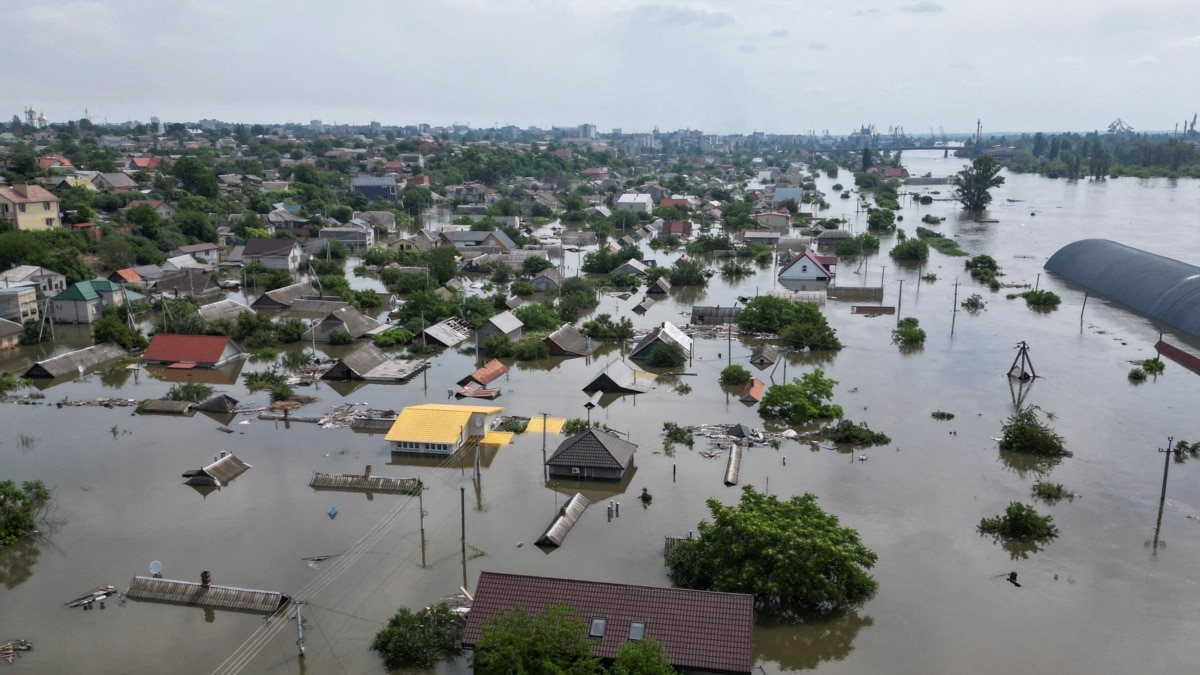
[589,617,606,638]
[629,621,645,640]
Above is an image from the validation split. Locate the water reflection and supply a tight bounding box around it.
[0,538,40,590]
[753,608,874,671]
[997,450,1062,478]
[980,533,1047,560]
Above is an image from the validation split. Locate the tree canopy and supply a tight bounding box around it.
[952,155,1006,212]
[759,368,843,425]
[472,604,603,675]
[667,485,878,614]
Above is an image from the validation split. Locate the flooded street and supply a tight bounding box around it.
[4,151,1200,674]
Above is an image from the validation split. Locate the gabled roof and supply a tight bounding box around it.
[547,428,637,470]
[96,172,138,189]
[583,359,656,394]
[483,310,523,335]
[25,342,129,378]
[110,268,143,283]
[143,334,237,365]
[778,249,832,279]
[156,270,218,294]
[251,281,315,308]
[458,359,509,387]
[53,278,124,301]
[461,572,754,675]
[325,341,388,378]
[647,277,672,294]
[629,321,693,360]
[544,323,596,357]
[0,317,24,340]
[422,317,471,347]
[197,299,254,323]
[739,378,765,403]
[614,259,649,276]
[243,238,300,257]
[384,403,504,444]
[307,305,384,340]
[450,229,517,249]
[0,184,58,204]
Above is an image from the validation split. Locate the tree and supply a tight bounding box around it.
[165,381,214,403]
[866,208,895,231]
[170,156,219,198]
[472,604,603,675]
[646,342,686,368]
[979,502,1059,541]
[1,480,50,548]
[759,368,843,425]
[372,603,465,670]
[93,310,148,351]
[513,302,560,332]
[952,155,1006,212]
[126,203,161,236]
[861,147,873,173]
[667,485,878,614]
[521,255,553,277]
[611,639,677,675]
[667,258,708,287]
[719,364,752,386]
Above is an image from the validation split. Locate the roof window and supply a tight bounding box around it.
[589,617,606,638]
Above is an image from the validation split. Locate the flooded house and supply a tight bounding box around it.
[628,321,693,361]
[24,342,128,379]
[0,317,24,350]
[543,323,596,357]
[249,281,316,310]
[300,306,385,342]
[475,310,523,350]
[48,279,144,324]
[142,334,244,368]
[546,428,637,480]
[461,572,753,675]
[384,403,504,455]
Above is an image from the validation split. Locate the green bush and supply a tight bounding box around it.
[514,339,550,361]
[269,384,294,402]
[1141,357,1165,375]
[1128,367,1147,382]
[835,233,880,257]
[0,480,50,548]
[483,334,515,358]
[663,421,693,447]
[373,328,414,348]
[867,208,896,231]
[166,381,213,402]
[719,364,752,386]
[1031,481,1075,503]
[1000,407,1070,457]
[891,317,926,347]
[931,410,955,420]
[327,330,355,345]
[921,214,943,224]
[244,369,287,391]
[890,239,930,262]
[372,603,465,670]
[510,280,535,296]
[1021,290,1061,309]
[823,419,891,446]
[581,313,634,341]
[961,294,986,311]
[979,502,1059,541]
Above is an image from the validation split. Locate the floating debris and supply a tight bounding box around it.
[65,585,117,608]
[1,640,33,664]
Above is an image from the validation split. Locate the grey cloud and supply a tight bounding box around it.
[900,2,943,13]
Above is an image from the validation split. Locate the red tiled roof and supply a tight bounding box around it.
[462,359,508,386]
[142,334,233,365]
[461,572,753,674]
[38,154,73,169]
[112,269,143,283]
[131,157,163,169]
[659,197,689,208]
[778,249,832,278]
[740,378,764,402]
[661,221,693,237]
[0,184,59,204]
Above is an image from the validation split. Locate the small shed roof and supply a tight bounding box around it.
[458,359,509,387]
[629,321,693,360]
[197,299,254,323]
[483,310,523,335]
[545,323,596,357]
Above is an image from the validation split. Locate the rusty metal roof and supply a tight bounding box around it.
[126,575,287,615]
[458,359,509,387]
[461,572,753,674]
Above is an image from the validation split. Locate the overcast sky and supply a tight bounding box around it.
[6,0,1198,135]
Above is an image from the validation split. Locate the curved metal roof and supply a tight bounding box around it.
[1044,239,1200,339]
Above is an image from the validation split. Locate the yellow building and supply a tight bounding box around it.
[385,403,504,455]
[0,183,62,231]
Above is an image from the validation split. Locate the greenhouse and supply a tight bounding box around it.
[1044,239,1200,340]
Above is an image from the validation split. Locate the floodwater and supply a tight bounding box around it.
[4,151,1200,674]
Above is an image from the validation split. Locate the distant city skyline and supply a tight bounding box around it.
[5,0,1198,136]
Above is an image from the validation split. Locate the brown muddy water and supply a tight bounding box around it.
[3,151,1200,674]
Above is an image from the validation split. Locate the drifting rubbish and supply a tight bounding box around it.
[1008,572,1022,587]
[216,427,234,434]
[1,640,33,664]
[536,493,590,547]
[65,585,117,608]
[328,506,338,518]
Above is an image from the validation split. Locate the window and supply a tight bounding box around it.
[18,204,26,213]
[43,201,50,210]
[571,467,581,475]
[45,218,53,227]
[588,618,606,638]
[629,622,645,640]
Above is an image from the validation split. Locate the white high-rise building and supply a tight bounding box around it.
[151,116,164,135]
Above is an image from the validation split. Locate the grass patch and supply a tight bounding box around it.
[1031,481,1075,503]
[915,227,966,256]
[822,419,891,446]
[931,410,955,421]
[1000,407,1070,457]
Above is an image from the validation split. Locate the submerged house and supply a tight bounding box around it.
[461,572,754,675]
[475,310,523,350]
[301,306,385,342]
[250,281,316,310]
[546,428,637,480]
[691,305,740,325]
[582,359,656,394]
[544,323,596,357]
[628,321,693,361]
[384,403,504,455]
[142,334,244,368]
[49,279,143,324]
[24,342,128,379]
[155,269,221,299]
[321,342,428,382]
[421,317,471,348]
[777,249,832,284]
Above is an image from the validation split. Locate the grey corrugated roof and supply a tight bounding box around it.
[422,317,470,347]
[327,342,389,378]
[0,317,23,339]
[25,342,128,378]
[547,428,636,470]
[252,282,315,308]
[545,323,595,356]
[350,176,397,187]
[484,310,523,335]
[1045,239,1200,340]
[197,299,254,323]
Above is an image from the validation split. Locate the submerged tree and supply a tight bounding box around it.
[667,485,878,614]
[952,155,1006,212]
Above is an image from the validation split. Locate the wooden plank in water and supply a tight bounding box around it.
[851,305,896,315]
[1155,340,1200,376]
[126,576,288,614]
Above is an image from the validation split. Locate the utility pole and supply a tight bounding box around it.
[1157,437,1175,527]
[292,600,307,657]
[540,411,550,480]
[951,279,960,336]
[896,279,904,319]
[418,486,427,568]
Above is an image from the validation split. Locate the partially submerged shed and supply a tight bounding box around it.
[749,344,778,367]
[321,342,428,382]
[24,342,128,379]
[196,393,239,413]
[197,299,254,323]
[126,574,288,614]
[544,323,597,357]
[250,281,316,309]
[182,452,251,487]
[421,317,471,348]
[535,493,590,547]
[301,305,385,342]
[139,399,196,415]
[739,378,765,403]
[582,360,656,394]
[691,305,740,325]
[1045,239,1200,340]
[629,321,693,360]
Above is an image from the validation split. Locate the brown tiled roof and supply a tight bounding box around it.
[459,359,509,387]
[739,378,764,402]
[143,334,234,365]
[243,237,298,257]
[546,428,636,470]
[0,184,58,204]
[462,572,753,674]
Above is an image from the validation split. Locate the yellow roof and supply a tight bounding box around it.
[385,403,504,444]
[481,431,514,445]
[525,417,566,434]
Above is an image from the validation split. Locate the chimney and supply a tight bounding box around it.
[363,465,373,479]
[12,182,29,199]
[200,571,212,588]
